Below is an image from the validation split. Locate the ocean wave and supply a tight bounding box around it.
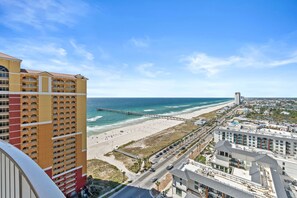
[165,104,191,109]
[87,116,103,122]
[143,109,155,112]
[87,117,148,134]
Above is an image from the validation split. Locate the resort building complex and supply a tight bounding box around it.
[214,125,297,156]
[235,92,241,105]
[0,52,87,196]
[171,141,287,198]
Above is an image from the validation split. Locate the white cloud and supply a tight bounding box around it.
[0,0,89,30]
[136,63,168,78]
[70,40,94,61]
[183,53,240,76]
[182,44,297,76]
[130,37,150,48]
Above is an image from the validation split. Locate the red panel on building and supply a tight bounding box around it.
[75,167,86,192]
[9,131,20,138]
[9,94,21,147]
[9,104,21,111]
[45,168,53,178]
[9,124,20,132]
[9,111,20,118]
[9,137,20,145]
[9,117,20,125]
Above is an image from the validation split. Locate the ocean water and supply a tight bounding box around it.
[87,98,232,136]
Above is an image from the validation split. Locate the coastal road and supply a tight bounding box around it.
[111,125,216,198]
[111,105,239,198]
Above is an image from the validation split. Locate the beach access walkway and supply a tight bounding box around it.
[97,108,188,121]
[114,149,140,160]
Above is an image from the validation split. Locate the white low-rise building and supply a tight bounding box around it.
[214,125,297,157]
[171,141,287,198]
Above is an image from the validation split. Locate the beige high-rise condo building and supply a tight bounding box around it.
[0,52,87,196]
[235,92,241,105]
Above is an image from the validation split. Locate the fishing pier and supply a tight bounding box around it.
[97,108,188,122]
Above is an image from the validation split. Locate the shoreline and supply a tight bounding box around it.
[87,100,232,136]
[87,101,234,160]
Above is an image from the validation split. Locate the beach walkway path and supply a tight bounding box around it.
[114,149,140,159]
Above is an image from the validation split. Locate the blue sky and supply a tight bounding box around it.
[0,0,297,97]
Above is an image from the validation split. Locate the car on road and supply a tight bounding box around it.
[151,177,158,183]
[166,164,174,170]
[150,168,155,172]
[180,146,186,150]
[155,154,159,158]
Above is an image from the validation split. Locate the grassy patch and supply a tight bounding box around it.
[195,155,206,164]
[87,159,127,196]
[118,141,135,149]
[195,110,217,120]
[113,152,141,173]
[121,122,198,159]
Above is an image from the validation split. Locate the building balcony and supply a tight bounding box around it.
[0,98,9,102]
[54,161,65,167]
[22,79,38,83]
[0,111,9,116]
[0,125,9,130]
[31,152,38,158]
[0,104,9,108]
[66,153,76,158]
[65,164,76,171]
[22,85,37,89]
[0,133,9,138]
[0,119,9,123]
[0,77,9,81]
[0,84,9,88]
[53,81,65,85]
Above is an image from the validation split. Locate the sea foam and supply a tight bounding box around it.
[87,116,103,122]
[143,109,155,112]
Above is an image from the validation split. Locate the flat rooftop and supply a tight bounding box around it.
[218,124,297,140]
[231,143,297,163]
[183,160,277,198]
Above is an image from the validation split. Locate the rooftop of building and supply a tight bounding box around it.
[172,140,287,198]
[225,141,297,163]
[0,52,87,79]
[174,160,278,198]
[0,52,22,62]
[218,123,297,140]
[20,69,88,79]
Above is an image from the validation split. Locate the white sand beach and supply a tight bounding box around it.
[87,101,234,160]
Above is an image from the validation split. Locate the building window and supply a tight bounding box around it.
[176,188,182,197]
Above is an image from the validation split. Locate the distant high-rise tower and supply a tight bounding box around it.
[235,92,241,105]
[0,52,87,196]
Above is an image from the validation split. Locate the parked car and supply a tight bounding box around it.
[150,168,156,172]
[166,164,174,170]
[151,177,158,183]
